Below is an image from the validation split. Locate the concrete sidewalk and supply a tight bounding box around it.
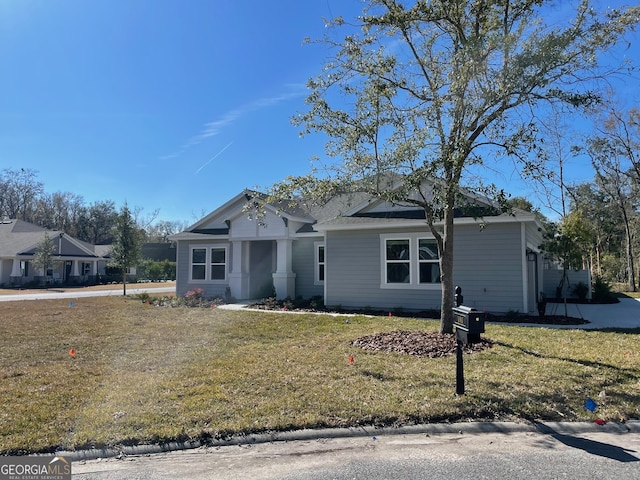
[0,285,176,302]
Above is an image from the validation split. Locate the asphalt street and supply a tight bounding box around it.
[71,422,640,479]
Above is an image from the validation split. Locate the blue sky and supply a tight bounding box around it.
[1,0,638,225]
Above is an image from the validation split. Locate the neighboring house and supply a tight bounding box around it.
[170,186,548,314]
[141,243,176,262]
[0,219,109,286]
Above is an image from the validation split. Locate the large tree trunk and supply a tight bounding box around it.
[439,204,455,334]
[625,226,636,292]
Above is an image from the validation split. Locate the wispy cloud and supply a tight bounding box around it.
[194,141,234,174]
[161,85,306,160]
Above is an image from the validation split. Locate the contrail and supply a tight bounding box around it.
[195,141,234,174]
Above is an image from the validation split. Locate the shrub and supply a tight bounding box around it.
[184,288,205,307]
[572,282,589,302]
[308,296,324,310]
[136,292,152,303]
[591,276,618,304]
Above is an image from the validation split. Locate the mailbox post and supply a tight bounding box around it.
[452,287,485,395]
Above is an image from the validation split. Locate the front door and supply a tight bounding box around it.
[249,241,274,298]
[65,261,72,282]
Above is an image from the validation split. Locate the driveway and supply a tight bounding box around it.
[536,298,640,330]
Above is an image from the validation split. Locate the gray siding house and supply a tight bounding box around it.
[0,219,110,286]
[170,188,546,314]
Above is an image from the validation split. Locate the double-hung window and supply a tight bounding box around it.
[418,239,440,284]
[381,234,440,288]
[315,242,325,284]
[210,247,226,280]
[385,239,410,283]
[190,246,227,282]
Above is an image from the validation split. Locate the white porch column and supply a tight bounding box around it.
[228,241,250,299]
[10,258,22,277]
[273,239,296,300]
[71,260,80,277]
[91,261,97,275]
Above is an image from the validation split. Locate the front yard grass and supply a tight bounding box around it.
[1,296,638,454]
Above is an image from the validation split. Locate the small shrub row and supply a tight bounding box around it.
[135,288,225,308]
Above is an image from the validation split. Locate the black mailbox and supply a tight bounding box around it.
[452,306,485,334]
[453,305,485,345]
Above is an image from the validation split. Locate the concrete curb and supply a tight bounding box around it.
[56,420,640,461]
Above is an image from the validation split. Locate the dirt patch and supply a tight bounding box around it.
[353,330,493,358]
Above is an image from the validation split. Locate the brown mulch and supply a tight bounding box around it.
[249,300,589,326]
[352,330,493,358]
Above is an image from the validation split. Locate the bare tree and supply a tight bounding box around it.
[0,168,44,221]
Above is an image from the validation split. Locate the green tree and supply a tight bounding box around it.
[32,232,58,286]
[568,182,622,280]
[583,135,639,291]
[109,203,143,295]
[76,200,118,245]
[264,0,639,333]
[540,210,593,315]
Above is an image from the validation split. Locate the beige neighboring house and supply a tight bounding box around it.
[0,219,110,286]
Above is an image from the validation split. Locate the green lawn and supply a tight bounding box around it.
[1,296,638,454]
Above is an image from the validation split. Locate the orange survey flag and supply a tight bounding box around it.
[69,348,76,358]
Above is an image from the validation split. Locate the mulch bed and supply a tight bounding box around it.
[249,300,589,325]
[250,300,589,358]
[352,330,493,358]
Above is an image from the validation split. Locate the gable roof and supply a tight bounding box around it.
[171,179,540,239]
[0,219,106,258]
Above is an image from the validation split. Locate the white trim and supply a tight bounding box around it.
[170,232,229,241]
[189,244,228,283]
[314,213,540,232]
[379,233,441,290]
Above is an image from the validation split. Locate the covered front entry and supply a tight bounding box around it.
[249,241,274,298]
[229,238,296,300]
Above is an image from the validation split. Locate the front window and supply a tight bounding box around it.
[381,235,440,288]
[191,248,206,280]
[190,246,227,282]
[385,239,410,283]
[210,248,226,280]
[419,239,441,283]
[315,243,325,284]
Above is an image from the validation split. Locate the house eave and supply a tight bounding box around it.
[169,232,230,242]
[312,213,538,232]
